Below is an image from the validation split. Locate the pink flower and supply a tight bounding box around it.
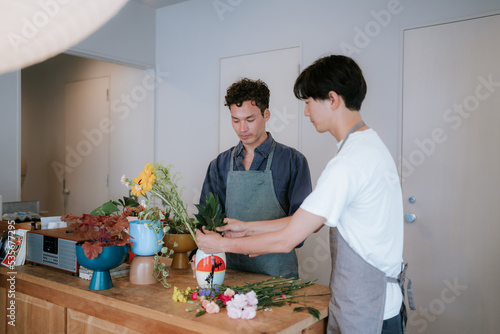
[205,301,220,314]
[245,291,258,307]
[224,288,235,297]
[201,299,210,309]
[241,306,257,320]
[231,294,248,309]
[226,303,243,319]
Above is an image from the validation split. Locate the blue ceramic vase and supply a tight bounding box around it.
[76,245,128,290]
[128,220,163,256]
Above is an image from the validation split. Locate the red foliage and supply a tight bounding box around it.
[61,213,132,260]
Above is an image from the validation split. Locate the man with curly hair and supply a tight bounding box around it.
[197,78,312,279]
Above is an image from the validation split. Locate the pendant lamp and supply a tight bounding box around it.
[0,0,128,74]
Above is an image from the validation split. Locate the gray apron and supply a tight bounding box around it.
[327,121,414,333]
[225,141,298,279]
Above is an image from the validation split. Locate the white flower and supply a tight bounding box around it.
[121,174,127,186]
[135,184,142,192]
[226,303,242,319]
[231,294,248,309]
[245,291,258,307]
[241,306,257,320]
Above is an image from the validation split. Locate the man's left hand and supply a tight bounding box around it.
[196,227,224,254]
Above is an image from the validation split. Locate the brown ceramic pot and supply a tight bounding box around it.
[163,234,197,269]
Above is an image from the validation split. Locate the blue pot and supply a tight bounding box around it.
[129,220,163,256]
[76,245,127,290]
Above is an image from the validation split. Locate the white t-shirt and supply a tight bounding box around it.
[301,129,403,319]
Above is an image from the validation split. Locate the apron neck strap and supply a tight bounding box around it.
[337,121,365,154]
[265,141,277,170]
[229,140,277,171]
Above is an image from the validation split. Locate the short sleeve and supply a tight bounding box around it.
[300,157,357,227]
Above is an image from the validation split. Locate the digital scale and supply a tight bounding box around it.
[26,228,87,274]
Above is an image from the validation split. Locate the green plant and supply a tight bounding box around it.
[194,192,227,234]
[91,196,140,216]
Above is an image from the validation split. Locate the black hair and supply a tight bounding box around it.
[225,78,270,116]
[294,55,367,111]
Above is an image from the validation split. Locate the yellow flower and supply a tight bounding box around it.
[130,163,156,197]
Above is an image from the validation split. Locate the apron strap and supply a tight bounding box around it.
[337,120,365,154]
[265,141,277,170]
[229,147,236,170]
[388,262,415,310]
[398,262,416,310]
[387,262,415,334]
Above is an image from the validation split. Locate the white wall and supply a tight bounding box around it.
[155,0,500,284]
[22,54,155,216]
[0,71,21,202]
[0,0,155,206]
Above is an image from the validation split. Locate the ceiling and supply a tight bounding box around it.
[133,0,189,9]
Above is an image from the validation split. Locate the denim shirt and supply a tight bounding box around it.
[200,133,312,217]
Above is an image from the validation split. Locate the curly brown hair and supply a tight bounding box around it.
[224,78,270,116]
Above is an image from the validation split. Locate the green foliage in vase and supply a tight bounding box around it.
[91,196,140,216]
[194,192,227,234]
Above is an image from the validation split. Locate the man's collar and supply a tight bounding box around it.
[234,132,274,157]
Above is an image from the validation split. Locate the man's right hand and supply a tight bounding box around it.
[217,218,248,238]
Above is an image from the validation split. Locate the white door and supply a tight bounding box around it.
[402,14,500,333]
[219,47,301,152]
[64,77,110,216]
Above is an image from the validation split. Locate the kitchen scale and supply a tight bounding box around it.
[26,228,87,274]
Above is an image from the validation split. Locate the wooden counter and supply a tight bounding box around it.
[1,262,330,333]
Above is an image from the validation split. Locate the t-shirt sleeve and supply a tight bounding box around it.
[287,153,312,215]
[300,157,356,228]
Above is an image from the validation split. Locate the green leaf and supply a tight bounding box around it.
[91,201,119,216]
[194,192,227,233]
[293,307,321,321]
[123,196,140,207]
[195,309,206,317]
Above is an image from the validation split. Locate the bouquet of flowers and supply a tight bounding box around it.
[172,277,328,320]
[122,162,197,239]
[122,162,198,287]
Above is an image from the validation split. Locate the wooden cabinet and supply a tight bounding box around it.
[6,292,65,334]
[1,265,329,333]
[67,309,142,334]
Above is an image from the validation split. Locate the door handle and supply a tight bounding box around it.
[63,178,70,195]
[405,213,417,223]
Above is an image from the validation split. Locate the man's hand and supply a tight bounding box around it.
[190,254,197,278]
[196,227,225,255]
[217,218,247,238]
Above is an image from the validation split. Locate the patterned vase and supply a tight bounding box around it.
[195,248,226,288]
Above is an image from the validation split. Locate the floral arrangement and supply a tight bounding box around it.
[122,162,198,287]
[62,213,132,260]
[122,162,197,238]
[172,277,327,320]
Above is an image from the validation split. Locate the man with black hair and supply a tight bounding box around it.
[197,56,412,333]
[197,78,312,279]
